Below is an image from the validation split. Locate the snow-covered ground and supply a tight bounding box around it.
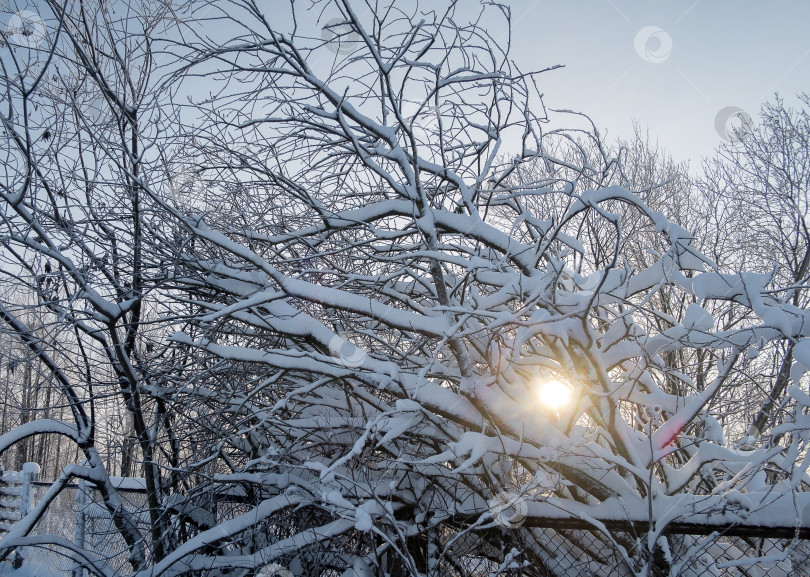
[0,560,64,577]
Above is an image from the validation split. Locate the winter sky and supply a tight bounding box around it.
[502,0,810,167]
[302,0,810,168]
[6,0,806,168]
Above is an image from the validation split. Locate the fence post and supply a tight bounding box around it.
[12,462,40,568]
[19,462,39,518]
[73,478,88,577]
[0,463,8,536]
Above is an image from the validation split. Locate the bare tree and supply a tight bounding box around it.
[0,0,184,568]
[148,2,810,575]
[700,94,810,445]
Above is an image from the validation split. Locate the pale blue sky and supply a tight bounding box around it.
[7,0,805,168]
[504,1,810,165]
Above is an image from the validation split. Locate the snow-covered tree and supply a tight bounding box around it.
[1,1,809,576]
[700,94,810,448]
[0,0,183,567]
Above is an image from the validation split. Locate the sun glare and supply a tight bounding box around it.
[536,379,572,410]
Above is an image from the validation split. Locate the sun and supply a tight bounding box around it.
[535,379,572,410]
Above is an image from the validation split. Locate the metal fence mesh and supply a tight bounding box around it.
[431,526,810,577]
[6,480,810,576]
[24,482,151,576]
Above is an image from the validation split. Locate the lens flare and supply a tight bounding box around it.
[536,379,571,410]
